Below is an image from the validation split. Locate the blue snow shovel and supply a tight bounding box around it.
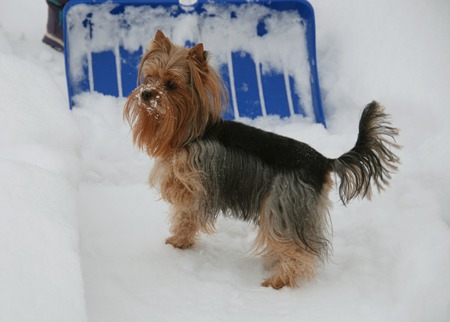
[63,0,326,126]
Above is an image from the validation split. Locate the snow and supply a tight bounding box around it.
[0,31,86,321]
[1,0,450,322]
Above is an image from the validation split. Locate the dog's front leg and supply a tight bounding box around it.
[165,209,200,249]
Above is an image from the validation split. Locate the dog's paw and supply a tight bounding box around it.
[165,236,194,249]
[261,277,287,290]
[262,274,299,289]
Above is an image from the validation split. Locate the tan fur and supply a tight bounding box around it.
[261,242,317,289]
[150,149,215,248]
[150,150,204,211]
[257,211,317,289]
[165,210,201,249]
[124,30,228,158]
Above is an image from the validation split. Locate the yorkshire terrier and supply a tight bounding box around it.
[124,30,400,289]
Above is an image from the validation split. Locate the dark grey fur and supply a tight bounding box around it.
[330,102,400,204]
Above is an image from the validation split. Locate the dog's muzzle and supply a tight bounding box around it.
[137,84,165,115]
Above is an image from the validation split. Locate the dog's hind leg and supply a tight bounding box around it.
[260,236,317,289]
[255,189,326,289]
[254,210,318,289]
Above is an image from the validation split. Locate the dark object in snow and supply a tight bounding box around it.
[43,0,69,51]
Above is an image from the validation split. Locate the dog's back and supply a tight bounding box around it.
[202,120,330,190]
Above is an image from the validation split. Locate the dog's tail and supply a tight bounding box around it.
[329,101,400,205]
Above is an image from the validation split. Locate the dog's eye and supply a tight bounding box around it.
[166,81,178,90]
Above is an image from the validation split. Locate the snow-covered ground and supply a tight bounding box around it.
[1,0,450,321]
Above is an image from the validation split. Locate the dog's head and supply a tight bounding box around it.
[124,30,228,157]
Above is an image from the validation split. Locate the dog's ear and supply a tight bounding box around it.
[188,43,208,72]
[150,29,172,52]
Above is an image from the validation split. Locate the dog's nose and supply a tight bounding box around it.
[141,90,152,101]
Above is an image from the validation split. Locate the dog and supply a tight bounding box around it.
[124,30,400,289]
